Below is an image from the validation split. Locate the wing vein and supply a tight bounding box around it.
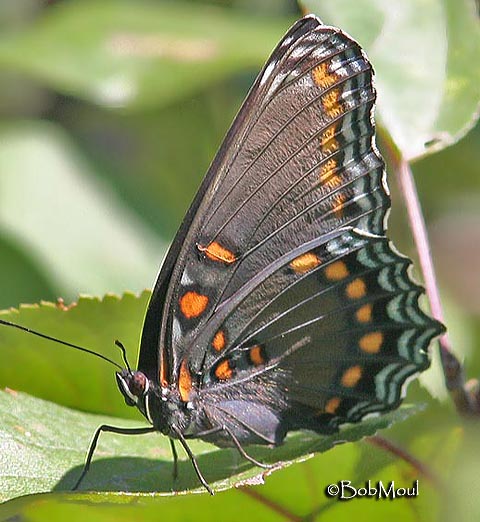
[203,51,370,231]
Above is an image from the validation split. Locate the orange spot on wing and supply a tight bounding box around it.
[319,159,337,181]
[325,397,341,414]
[214,359,234,381]
[346,278,367,299]
[325,260,349,281]
[312,62,338,89]
[322,138,339,157]
[249,345,266,366]
[198,242,236,264]
[322,88,344,118]
[356,303,373,323]
[159,347,168,387]
[359,332,384,353]
[319,160,343,195]
[321,124,336,145]
[332,191,347,217]
[341,365,362,387]
[179,291,209,319]
[320,125,339,156]
[212,330,226,352]
[178,359,192,402]
[289,252,321,274]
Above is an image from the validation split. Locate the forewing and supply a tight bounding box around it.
[141,15,391,385]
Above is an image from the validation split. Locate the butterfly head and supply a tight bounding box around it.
[116,369,150,409]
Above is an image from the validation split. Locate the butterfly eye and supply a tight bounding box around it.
[116,370,149,407]
[130,371,148,396]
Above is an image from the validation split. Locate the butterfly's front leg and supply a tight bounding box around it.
[72,424,156,490]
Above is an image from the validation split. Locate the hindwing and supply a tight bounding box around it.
[193,230,442,443]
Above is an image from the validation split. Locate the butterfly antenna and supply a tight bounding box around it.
[0,318,123,370]
[115,340,132,372]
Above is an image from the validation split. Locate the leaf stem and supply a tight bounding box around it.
[367,436,441,487]
[238,487,302,522]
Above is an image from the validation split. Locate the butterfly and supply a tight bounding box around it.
[3,14,444,494]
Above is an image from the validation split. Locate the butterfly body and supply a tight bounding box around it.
[118,368,284,447]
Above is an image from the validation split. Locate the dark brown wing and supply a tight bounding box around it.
[191,230,443,445]
[140,16,390,391]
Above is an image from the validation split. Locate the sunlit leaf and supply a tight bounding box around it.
[0,0,291,110]
[0,122,163,300]
[302,0,480,159]
[0,389,418,502]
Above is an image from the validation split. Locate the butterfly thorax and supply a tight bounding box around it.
[115,369,209,438]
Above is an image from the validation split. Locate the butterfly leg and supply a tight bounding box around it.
[223,426,275,469]
[186,423,274,470]
[169,438,178,481]
[171,425,214,495]
[72,424,156,490]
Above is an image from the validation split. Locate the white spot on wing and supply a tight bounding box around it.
[172,317,181,344]
[180,270,193,286]
[259,60,277,86]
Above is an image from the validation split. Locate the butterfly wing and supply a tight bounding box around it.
[140,15,390,380]
[138,15,324,381]
[139,15,443,444]
[191,229,443,445]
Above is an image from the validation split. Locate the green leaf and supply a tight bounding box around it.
[302,0,480,160]
[0,388,419,503]
[442,420,480,521]
[2,398,459,521]
[0,233,56,310]
[0,0,291,111]
[0,121,163,300]
[0,293,150,419]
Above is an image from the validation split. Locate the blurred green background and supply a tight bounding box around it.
[0,0,479,520]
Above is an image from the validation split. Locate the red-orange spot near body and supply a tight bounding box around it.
[178,359,192,402]
[198,241,236,264]
[179,291,209,319]
[159,358,168,388]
